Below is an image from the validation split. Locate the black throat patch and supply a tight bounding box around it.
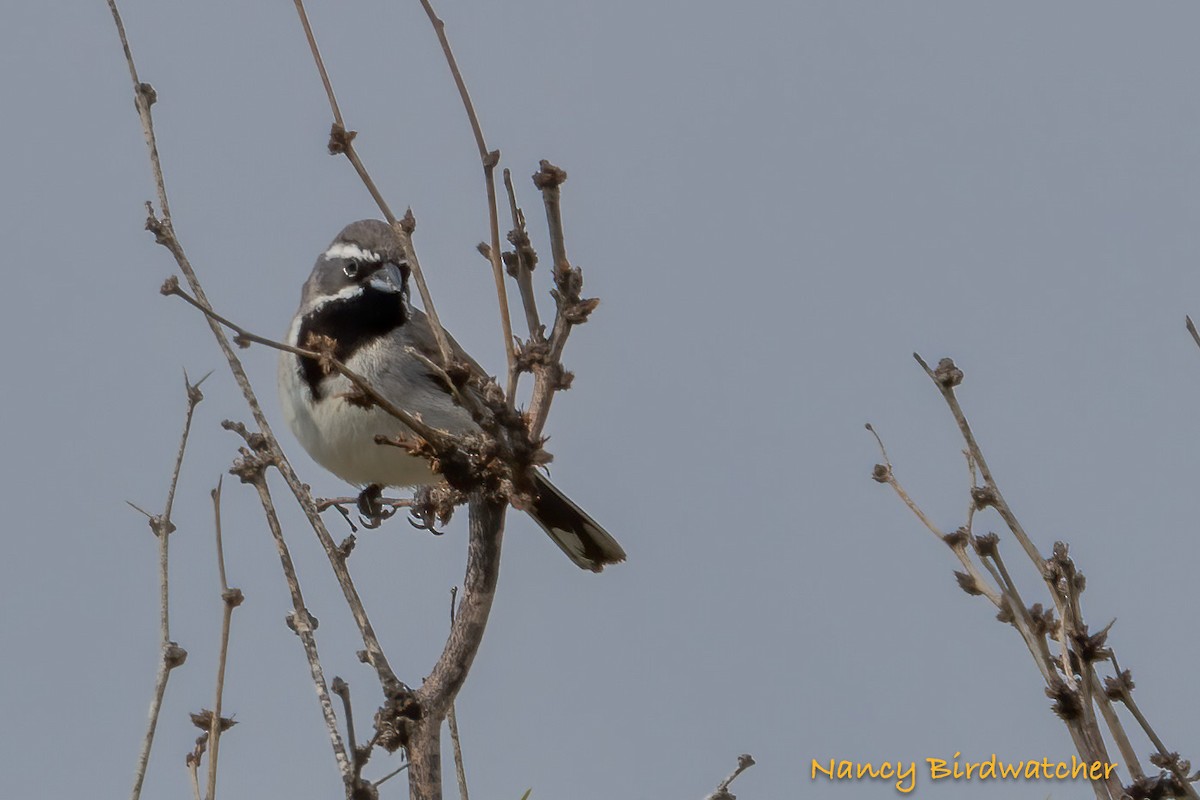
[296,287,406,399]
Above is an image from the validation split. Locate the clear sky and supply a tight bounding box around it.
[2,2,1198,798]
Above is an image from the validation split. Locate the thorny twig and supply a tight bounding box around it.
[127,371,205,800]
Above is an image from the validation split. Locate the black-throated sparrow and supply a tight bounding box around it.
[278,219,625,572]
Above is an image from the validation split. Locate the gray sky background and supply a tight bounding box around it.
[2,2,1198,798]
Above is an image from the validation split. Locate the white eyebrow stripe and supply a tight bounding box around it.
[324,242,381,262]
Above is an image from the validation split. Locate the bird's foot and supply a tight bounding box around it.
[356,484,395,529]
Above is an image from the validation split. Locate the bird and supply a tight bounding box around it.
[278,219,625,572]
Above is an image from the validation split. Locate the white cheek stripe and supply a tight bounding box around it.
[299,284,368,319]
[325,242,381,262]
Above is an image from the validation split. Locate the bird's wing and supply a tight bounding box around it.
[402,307,491,379]
[366,307,496,437]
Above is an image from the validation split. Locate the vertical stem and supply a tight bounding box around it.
[503,168,542,339]
[206,479,241,800]
[406,716,443,800]
[446,588,470,800]
[409,495,506,800]
[250,475,351,779]
[417,0,517,393]
[127,371,202,800]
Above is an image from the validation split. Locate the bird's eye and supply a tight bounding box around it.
[343,260,361,279]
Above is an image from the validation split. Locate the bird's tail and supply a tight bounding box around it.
[527,472,626,572]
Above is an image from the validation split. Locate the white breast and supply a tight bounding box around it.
[277,335,440,489]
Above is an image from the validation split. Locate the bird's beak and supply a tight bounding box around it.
[369,262,407,295]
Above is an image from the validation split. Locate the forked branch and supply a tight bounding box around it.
[873,355,1198,800]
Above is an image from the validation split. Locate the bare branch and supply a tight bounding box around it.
[161,277,454,450]
[111,7,604,800]
[503,168,543,339]
[446,587,470,800]
[877,356,1200,800]
[289,0,345,129]
[166,280,535,535]
[238,451,351,781]
[1093,678,1145,784]
[372,762,410,790]
[1107,651,1200,800]
[188,759,202,800]
[416,496,505,719]
[127,371,203,800]
[1186,314,1200,352]
[105,0,168,220]
[205,478,243,800]
[912,354,1045,567]
[407,496,505,800]
[289,0,455,370]
[705,754,756,800]
[316,496,412,513]
[417,0,517,400]
[526,162,596,441]
[332,677,377,797]
[107,0,410,706]
[865,423,1002,607]
[913,355,1130,797]
[976,545,1055,685]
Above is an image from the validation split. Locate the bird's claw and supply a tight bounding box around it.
[408,507,444,535]
[356,484,396,529]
